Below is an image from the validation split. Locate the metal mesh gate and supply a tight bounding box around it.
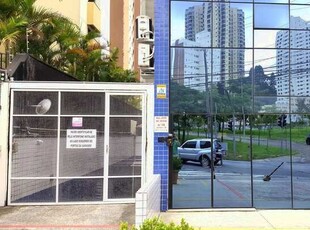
[8,83,152,205]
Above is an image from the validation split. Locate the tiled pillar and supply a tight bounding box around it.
[154,0,169,211]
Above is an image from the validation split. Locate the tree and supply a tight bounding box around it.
[17,16,80,68]
[0,0,65,53]
[170,81,206,114]
[296,98,310,114]
[262,114,278,147]
[0,0,28,64]
[1,0,137,83]
[97,47,137,82]
[194,115,204,137]
[65,31,107,81]
[249,65,277,102]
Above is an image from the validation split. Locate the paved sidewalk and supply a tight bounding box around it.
[1,205,310,229]
[160,209,310,229]
[0,204,135,230]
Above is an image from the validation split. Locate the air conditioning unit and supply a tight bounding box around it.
[136,15,153,40]
[138,43,154,67]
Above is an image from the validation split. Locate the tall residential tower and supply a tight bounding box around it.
[185,2,245,83]
[174,2,245,90]
[276,16,310,112]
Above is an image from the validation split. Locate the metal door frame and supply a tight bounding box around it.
[8,82,154,205]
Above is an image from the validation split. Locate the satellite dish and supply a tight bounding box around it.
[34,99,52,114]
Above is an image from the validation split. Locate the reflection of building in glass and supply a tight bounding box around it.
[172,31,221,91]
[276,16,310,112]
[184,2,245,82]
[185,5,205,42]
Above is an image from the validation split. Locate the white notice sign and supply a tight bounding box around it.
[66,129,96,149]
[154,116,169,132]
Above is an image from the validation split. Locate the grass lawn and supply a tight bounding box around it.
[186,125,310,143]
[225,140,296,161]
[234,126,310,143]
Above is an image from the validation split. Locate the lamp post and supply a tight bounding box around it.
[203,50,211,137]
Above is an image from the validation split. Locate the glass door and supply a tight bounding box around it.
[171,113,212,208]
[213,113,252,208]
[291,113,310,208]
[252,114,292,208]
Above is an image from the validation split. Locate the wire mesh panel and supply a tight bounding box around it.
[11,91,58,203]
[108,95,143,200]
[9,88,148,205]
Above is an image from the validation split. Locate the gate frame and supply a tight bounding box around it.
[2,81,154,206]
[0,83,10,206]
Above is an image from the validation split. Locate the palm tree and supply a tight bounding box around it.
[100,47,137,82]
[0,0,72,65]
[17,16,80,68]
[0,0,137,83]
[65,31,136,82]
[0,0,28,65]
[65,31,106,81]
[0,17,27,54]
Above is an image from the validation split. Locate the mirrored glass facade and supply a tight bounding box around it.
[170,0,310,209]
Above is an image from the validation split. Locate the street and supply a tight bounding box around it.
[173,142,310,209]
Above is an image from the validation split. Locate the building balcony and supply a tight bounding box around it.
[87,1,101,33]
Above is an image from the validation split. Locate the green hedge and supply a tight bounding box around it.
[120,217,194,230]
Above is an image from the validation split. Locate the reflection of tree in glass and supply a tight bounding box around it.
[296,98,310,114]
[111,95,142,114]
[170,82,206,114]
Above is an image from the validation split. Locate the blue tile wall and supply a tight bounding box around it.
[154,0,169,211]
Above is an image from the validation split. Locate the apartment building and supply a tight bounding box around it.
[173,2,245,90]
[35,0,101,35]
[34,0,154,82]
[276,16,310,112]
[172,30,221,92]
[109,0,154,81]
[109,0,136,71]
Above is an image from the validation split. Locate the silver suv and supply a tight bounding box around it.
[178,139,224,167]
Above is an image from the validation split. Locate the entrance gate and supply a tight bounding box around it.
[8,82,153,204]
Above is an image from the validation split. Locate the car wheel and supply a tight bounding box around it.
[200,155,210,168]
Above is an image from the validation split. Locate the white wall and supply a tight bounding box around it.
[135,174,161,227]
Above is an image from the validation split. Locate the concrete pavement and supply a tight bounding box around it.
[160,209,310,229]
[0,204,135,229]
[1,205,310,229]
